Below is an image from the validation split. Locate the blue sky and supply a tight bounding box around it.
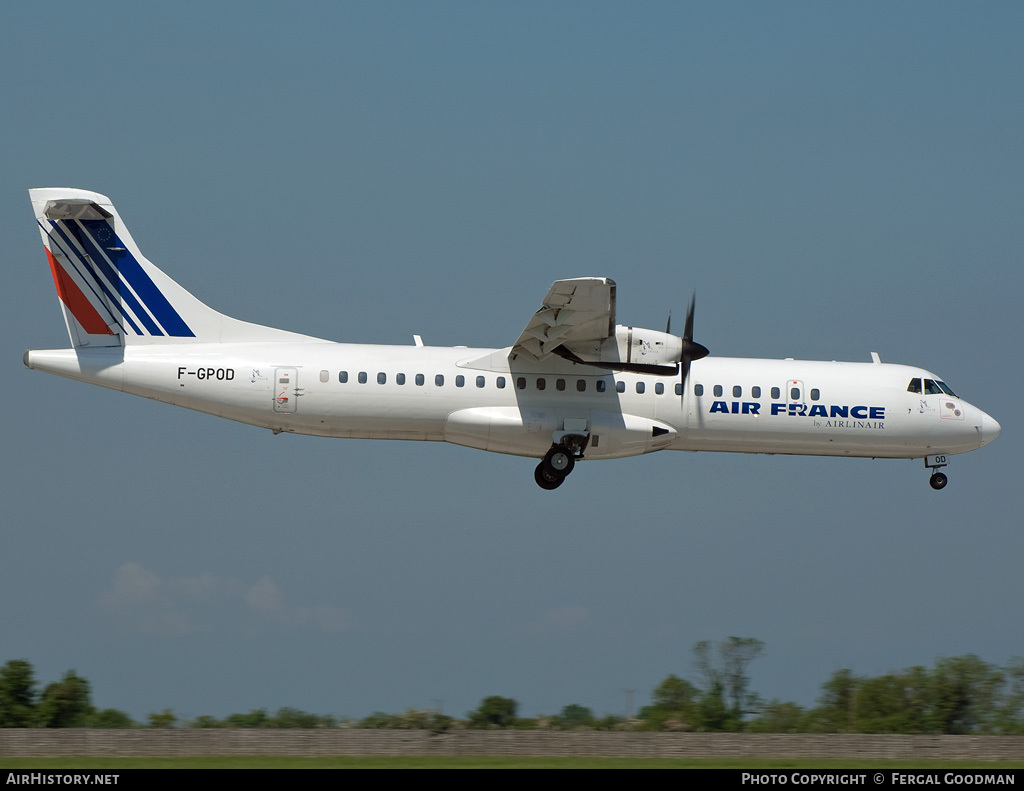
[1,2,1021,723]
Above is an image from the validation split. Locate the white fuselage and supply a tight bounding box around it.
[24,341,1000,463]
[25,187,1001,490]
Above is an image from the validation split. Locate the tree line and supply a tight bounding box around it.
[3,639,1023,733]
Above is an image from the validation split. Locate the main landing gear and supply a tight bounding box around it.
[925,454,950,490]
[534,442,581,490]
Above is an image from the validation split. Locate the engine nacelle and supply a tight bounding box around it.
[564,325,682,369]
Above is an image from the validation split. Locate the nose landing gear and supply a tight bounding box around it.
[925,454,949,490]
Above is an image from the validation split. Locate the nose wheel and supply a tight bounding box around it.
[924,455,949,491]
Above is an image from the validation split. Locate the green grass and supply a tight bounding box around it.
[2,757,1023,769]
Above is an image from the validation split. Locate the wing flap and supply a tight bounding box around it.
[511,278,616,361]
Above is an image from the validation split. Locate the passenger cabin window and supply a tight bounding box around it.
[358,372,367,384]
[415,374,425,386]
[339,371,349,384]
[476,375,485,388]
[907,378,922,394]
[319,370,329,383]
[713,385,723,397]
[771,387,781,399]
[791,387,800,400]
[496,377,506,389]
[397,373,406,385]
[655,382,664,395]
[456,375,465,387]
[435,374,444,386]
[596,380,606,393]
[556,379,566,391]
[616,381,625,393]
[733,385,742,398]
[751,386,761,398]
[516,377,526,390]
[810,388,820,401]
[377,372,386,385]
[577,379,586,392]
[636,382,645,394]
[694,384,704,396]
[536,378,546,391]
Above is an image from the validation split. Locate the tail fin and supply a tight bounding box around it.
[30,188,318,347]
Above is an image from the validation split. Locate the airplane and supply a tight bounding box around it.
[24,187,1000,491]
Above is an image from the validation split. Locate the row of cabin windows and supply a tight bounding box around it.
[695,384,821,401]
[520,378,678,395]
[330,371,821,400]
[337,371,507,388]
[333,371,687,394]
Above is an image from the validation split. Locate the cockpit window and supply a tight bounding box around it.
[937,381,958,397]
[907,378,922,394]
[923,379,946,395]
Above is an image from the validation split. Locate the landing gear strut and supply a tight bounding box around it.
[925,454,949,491]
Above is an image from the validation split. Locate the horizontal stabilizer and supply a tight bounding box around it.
[43,199,113,221]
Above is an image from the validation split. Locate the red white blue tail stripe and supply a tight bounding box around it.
[40,217,194,339]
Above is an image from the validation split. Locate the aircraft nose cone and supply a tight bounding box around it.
[980,412,1001,447]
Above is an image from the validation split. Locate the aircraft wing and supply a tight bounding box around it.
[510,278,616,361]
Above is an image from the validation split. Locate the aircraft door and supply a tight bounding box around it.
[274,368,298,413]
[787,379,806,416]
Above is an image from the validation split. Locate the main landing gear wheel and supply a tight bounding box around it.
[543,445,575,477]
[535,463,564,490]
[535,445,577,489]
[929,472,948,490]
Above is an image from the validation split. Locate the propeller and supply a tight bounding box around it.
[678,293,709,398]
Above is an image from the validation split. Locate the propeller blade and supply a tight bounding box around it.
[679,292,708,399]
